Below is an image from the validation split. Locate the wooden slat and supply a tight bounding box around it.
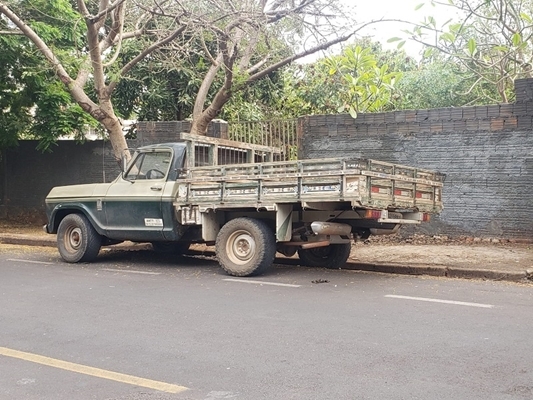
[177,132,282,154]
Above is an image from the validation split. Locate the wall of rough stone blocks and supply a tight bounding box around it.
[0,140,118,223]
[299,79,533,239]
[1,80,532,239]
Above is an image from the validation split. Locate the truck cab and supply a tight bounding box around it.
[45,143,184,242]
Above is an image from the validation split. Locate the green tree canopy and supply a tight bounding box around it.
[274,40,411,118]
[0,0,361,159]
[395,58,501,109]
[0,1,96,150]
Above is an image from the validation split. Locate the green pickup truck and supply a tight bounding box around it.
[44,133,444,276]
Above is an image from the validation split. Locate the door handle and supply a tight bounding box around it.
[150,186,163,191]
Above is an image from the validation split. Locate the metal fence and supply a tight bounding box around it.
[228,119,299,160]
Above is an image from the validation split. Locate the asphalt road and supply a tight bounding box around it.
[1,246,533,400]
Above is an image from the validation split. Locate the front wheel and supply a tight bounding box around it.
[297,243,351,269]
[57,214,102,263]
[215,218,276,277]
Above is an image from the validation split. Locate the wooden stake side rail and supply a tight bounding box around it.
[176,132,283,168]
[180,158,444,186]
[175,158,445,213]
[176,132,283,154]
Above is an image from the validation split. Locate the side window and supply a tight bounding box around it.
[125,151,171,180]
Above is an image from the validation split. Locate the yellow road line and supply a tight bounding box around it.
[0,346,188,394]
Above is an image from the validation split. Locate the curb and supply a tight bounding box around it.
[343,262,529,282]
[1,235,531,283]
[0,235,55,248]
[188,249,532,283]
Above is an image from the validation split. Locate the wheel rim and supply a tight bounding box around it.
[226,230,256,265]
[64,226,83,252]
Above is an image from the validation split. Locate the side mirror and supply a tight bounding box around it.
[121,152,128,174]
[121,150,135,182]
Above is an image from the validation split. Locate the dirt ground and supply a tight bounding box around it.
[351,234,533,271]
[0,222,44,235]
[1,222,532,272]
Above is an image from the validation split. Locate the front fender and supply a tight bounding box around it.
[46,202,106,235]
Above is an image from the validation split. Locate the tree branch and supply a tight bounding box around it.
[246,31,356,84]
[0,29,23,35]
[78,0,107,99]
[107,25,187,93]
[193,53,224,118]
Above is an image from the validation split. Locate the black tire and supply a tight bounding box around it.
[215,217,276,277]
[57,214,102,263]
[297,243,351,269]
[151,241,190,254]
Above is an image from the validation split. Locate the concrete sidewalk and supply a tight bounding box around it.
[0,229,532,283]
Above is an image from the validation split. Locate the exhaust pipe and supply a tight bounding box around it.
[310,221,351,236]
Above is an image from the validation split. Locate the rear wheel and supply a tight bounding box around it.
[216,218,276,277]
[297,243,351,269]
[57,214,102,263]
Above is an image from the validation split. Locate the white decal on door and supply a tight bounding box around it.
[144,218,163,227]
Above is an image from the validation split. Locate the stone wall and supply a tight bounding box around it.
[2,80,533,239]
[299,79,533,239]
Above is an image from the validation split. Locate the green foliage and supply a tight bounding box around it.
[2,0,358,149]
[0,35,33,148]
[220,72,286,121]
[275,40,408,118]
[271,37,499,116]
[0,0,92,151]
[409,0,533,102]
[394,60,497,109]
[322,45,402,116]
[6,0,516,152]
[107,32,213,122]
[113,63,202,122]
[14,0,86,67]
[32,82,97,151]
[111,31,285,123]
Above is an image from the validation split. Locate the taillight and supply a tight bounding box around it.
[371,186,389,194]
[364,210,382,219]
[416,191,433,200]
[422,213,431,222]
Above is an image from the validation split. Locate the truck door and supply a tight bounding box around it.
[104,149,173,241]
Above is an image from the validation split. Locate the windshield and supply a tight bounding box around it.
[124,150,172,180]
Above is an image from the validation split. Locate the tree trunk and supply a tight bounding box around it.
[193,54,223,121]
[69,84,129,162]
[102,114,128,162]
[99,97,128,162]
[191,88,231,135]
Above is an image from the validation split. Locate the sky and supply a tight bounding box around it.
[298,0,461,62]
[340,0,460,57]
